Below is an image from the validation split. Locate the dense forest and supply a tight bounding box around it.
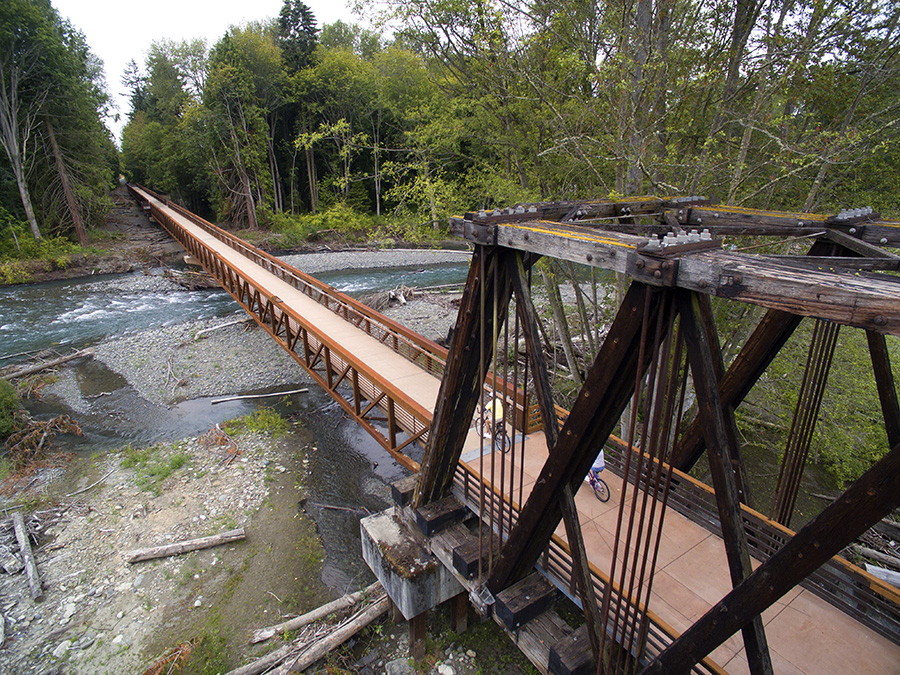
[0,0,118,253]
[1,0,899,246]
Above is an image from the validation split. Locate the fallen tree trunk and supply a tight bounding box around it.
[125,528,245,563]
[228,595,389,675]
[211,389,308,405]
[12,512,42,601]
[853,544,900,570]
[271,596,389,674]
[3,349,94,380]
[251,581,381,643]
[194,318,253,341]
[865,563,900,588]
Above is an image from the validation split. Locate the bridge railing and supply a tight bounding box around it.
[601,438,900,647]
[131,185,449,380]
[129,184,439,470]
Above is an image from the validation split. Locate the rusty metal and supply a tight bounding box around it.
[771,319,840,527]
[129,184,443,472]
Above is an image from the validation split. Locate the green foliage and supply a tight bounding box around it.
[222,408,290,437]
[0,379,20,440]
[121,445,190,494]
[742,324,897,488]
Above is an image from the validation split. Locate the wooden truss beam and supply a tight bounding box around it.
[487,282,673,592]
[677,290,773,675]
[451,218,900,335]
[507,252,602,663]
[414,246,518,507]
[641,439,900,674]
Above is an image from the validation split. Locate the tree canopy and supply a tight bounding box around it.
[0,0,117,246]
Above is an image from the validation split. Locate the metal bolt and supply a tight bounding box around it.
[881,238,888,244]
[654,270,662,278]
[524,233,529,240]
[699,280,708,288]
[849,227,857,234]
[661,261,671,270]
[635,259,645,269]
[734,274,743,284]
[586,254,593,261]
[875,316,886,326]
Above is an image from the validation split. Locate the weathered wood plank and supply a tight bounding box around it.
[549,624,596,675]
[494,573,557,631]
[677,290,773,675]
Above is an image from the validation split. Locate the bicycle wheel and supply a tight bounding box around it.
[474,412,487,436]
[495,431,512,453]
[592,476,610,502]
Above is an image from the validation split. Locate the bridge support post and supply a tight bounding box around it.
[677,290,773,675]
[414,246,519,507]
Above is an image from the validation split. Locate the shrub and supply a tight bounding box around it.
[0,379,20,440]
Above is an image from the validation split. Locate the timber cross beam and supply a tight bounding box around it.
[413,193,900,674]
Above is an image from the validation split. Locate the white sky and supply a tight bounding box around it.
[52,0,360,143]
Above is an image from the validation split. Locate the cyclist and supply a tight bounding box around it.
[590,449,606,481]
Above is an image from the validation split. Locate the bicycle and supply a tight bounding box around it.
[588,468,610,502]
[473,401,512,453]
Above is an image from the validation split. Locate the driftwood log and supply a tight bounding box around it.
[125,528,245,563]
[12,512,42,601]
[193,318,253,341]
[210,389,308,405]
[251,581,382,643]
[853,544,900,570]
[270,596,390,674]
[227,594,389,675]
[865,563,900,588]
[3,349,94,380]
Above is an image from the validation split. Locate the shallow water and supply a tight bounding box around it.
[0,274,237,358]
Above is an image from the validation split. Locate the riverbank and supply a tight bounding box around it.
[0,251,537,674]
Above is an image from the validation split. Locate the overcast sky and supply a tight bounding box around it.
[52,0,359,143]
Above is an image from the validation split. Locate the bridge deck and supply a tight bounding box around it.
[459,434,900,674]
[139,188,900,674]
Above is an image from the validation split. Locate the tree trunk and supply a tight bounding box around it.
[13,511,42,601]
[306,146,318,214]
[13,161,40,240]
[541,267,583,387]
[45,119,87,245]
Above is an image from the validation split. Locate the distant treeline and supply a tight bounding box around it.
[2,0,899,247]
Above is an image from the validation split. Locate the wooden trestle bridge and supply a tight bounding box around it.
[127,184,900,674]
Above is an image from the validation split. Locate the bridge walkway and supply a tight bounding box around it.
[130,185,900,675]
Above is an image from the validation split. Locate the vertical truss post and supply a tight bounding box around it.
[676,290,773,675]
[669,308,801,476]
[642,439,900,674]
[866,330,900,448]
[488,282,672,592]
[670,238,839,477]
[506,253,602,663]
[413,246,518,508]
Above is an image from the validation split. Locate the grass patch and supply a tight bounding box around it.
[121,444,190,495]
[222,408,289,437]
